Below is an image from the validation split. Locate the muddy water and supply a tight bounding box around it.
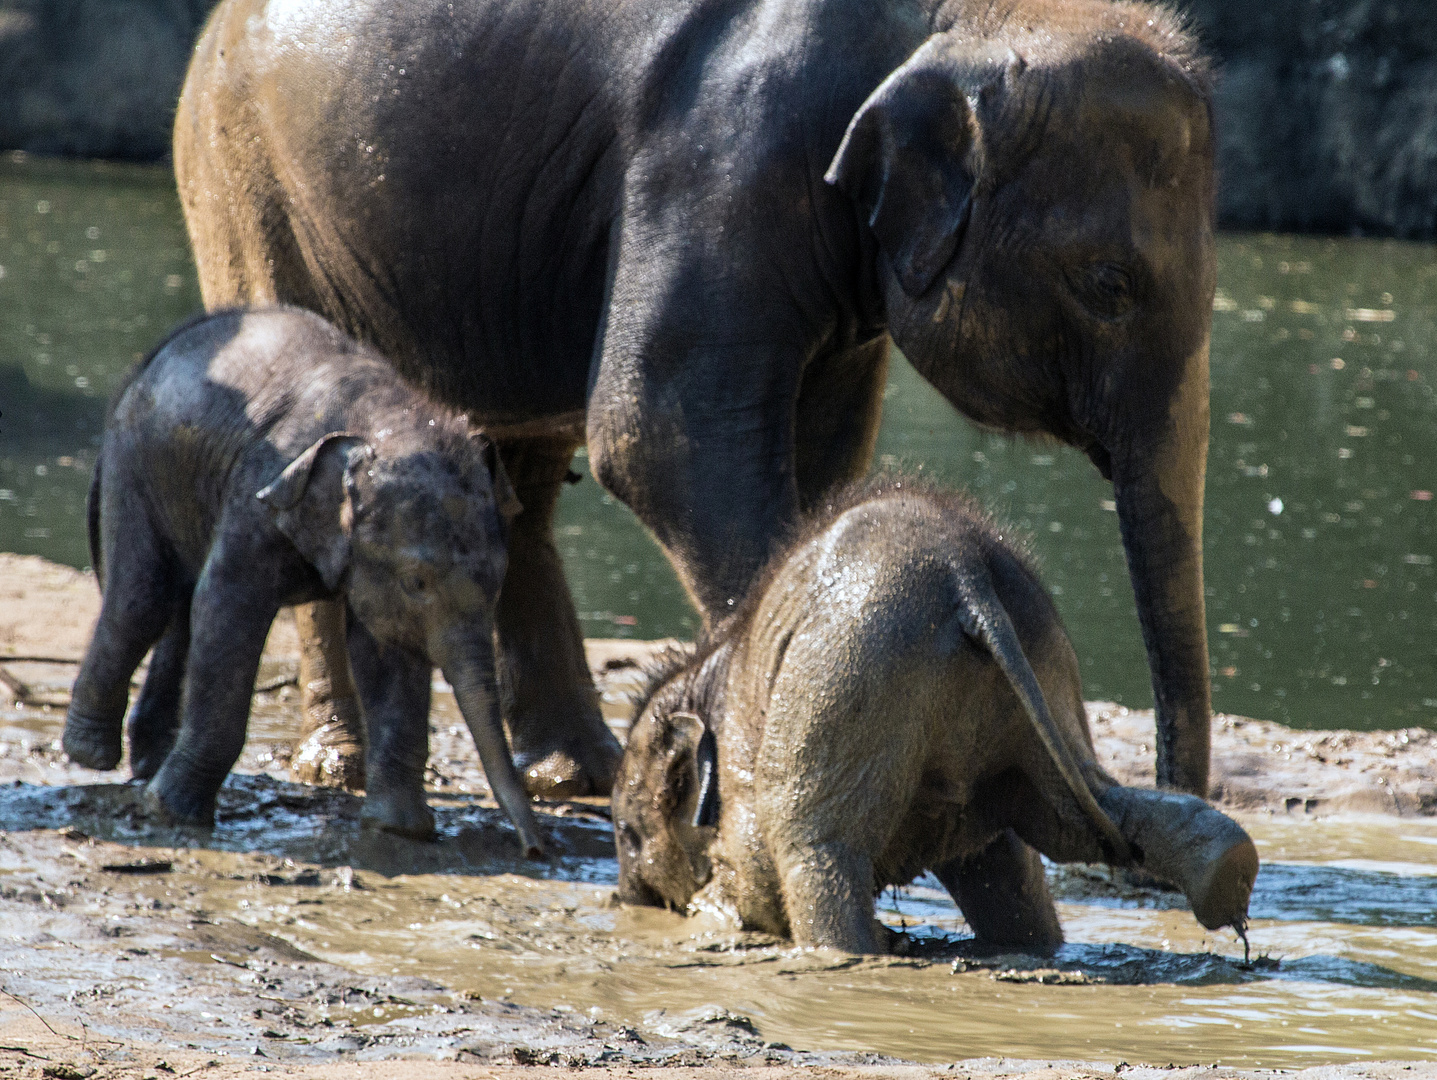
[4,682,1436,1067]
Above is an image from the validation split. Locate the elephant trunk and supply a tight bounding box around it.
[437,628,546,858]
[1098,784,1258,933]
[1109,340,1212,796]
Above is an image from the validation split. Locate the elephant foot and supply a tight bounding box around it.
[291,710,366,792]
[512,727,622,799]
[140,781,216,830]
[127,724,177,781]
[62,709,123,771]
[360,789,437,842]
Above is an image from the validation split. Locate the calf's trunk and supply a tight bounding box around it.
[438,630,546,858]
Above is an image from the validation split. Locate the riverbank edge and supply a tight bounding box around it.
[4,552,1434,819]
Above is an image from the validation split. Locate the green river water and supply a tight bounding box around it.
[1,152,1435,732]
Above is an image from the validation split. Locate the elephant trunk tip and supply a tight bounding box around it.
[1188,834,1259,934]
[518,825,547,861]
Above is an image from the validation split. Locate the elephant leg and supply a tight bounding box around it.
[127,602,192,781]
[492,436,620,798]
[793,337,890,510]
[933,828,1063,957]
[290,600,367,791]
[64,516,182,771]
[347,616,436,840]
[774,840,882,952]
[144,547,279,827]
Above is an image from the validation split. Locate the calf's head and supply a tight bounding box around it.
[257,428,520,663]
[613,688,718,909]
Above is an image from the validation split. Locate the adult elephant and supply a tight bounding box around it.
[174,0,1216,797]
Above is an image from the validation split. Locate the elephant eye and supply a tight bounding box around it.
[1072,261,1137,319]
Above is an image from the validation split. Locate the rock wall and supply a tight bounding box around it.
[0,0,214,161]
[1,0,1435,237]
[1192,0,1437,238]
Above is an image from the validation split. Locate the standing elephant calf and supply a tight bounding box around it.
[63,307,543,856]
[614,482,1256,953]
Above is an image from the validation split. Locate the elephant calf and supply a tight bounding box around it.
[63,307,543,856]
[613,482,1256,954]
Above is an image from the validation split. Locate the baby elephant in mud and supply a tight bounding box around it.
[63,307,544,856]
[614,483,1258,954]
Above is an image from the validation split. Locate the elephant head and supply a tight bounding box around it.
[826,20,1215,793]
[613,686,718,909]
[258,426,542,854]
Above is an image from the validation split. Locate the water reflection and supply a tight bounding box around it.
[2,155,1434,730]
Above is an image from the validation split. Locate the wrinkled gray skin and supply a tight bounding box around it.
[613,486,1256,954]
[61,307,544,857]
[175,0,1217,799]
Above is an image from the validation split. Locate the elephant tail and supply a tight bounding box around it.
[953,565,1132,864]
[86,453,104,590]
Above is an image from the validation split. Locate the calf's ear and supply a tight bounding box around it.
[825,35,990,297]
[256,432,370,591]
[663,711,718,826]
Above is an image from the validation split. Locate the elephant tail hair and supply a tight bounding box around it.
[953,566,1132,864]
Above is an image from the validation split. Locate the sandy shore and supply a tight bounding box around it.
[2,553,1435,1078]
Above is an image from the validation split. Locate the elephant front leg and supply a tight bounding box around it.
[493,437,620,798]
[932,828,1063,957]
[143,560,278,828]
[290,600,367,792]
[774,840,883,952]
[347,617,436,840]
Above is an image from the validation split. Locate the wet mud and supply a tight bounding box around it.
[3,555,1437,1074]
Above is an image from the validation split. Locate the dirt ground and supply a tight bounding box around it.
[2,552,1436,1080]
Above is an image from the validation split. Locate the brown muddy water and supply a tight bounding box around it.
[3,665,1436,1069]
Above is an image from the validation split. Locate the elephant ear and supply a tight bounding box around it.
[471,433,523,526]
[256,432,371,591]
[662,710,718,828]
[825,36,983,297]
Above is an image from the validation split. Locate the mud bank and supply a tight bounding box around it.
[3,553,1437,1074]
[5,554,1434,818]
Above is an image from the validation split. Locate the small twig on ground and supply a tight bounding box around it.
[254,674,298,694]
[0,985,70,1042]
[0,666,34,702]
[0,1044,52,1060]
[0,655,83,665]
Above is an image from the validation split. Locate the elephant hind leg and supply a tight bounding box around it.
[127,602,192,781]
[933,828,1063,957]
[291,600,367,792]
[65,513,183,771]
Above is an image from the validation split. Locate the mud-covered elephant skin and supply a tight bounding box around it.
[175,0,1218,796]
[613,482,1256,954]
[61,307,544,856]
